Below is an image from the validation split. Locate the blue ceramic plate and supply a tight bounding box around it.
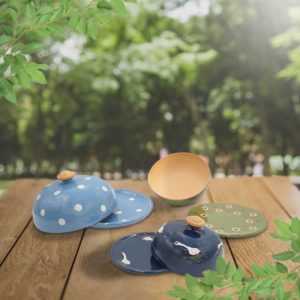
[92,190,153,229]
[110,232,168,275]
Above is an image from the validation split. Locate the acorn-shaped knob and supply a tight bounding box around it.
[57,170,76,181]
[186,215,205,228]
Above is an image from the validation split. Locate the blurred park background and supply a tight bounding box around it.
[1,0,300,182]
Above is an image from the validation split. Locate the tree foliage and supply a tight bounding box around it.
[0,0,300,176]
[0,0,134,102]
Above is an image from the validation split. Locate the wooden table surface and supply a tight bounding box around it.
[0,177,299,300]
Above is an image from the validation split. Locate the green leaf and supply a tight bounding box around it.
[25,3,36,19]
[197,282,213,292]
[276,284,285,300]
[202,270,222,285]
[185,274,204,297]
[272,251,295,261]
[167,285,194,300]
[275,219,294,237]
[26,63,48,71]
[39,6,54,15]
[18,71,31,88]
[97,0,112,10]
[216,256,226,275]
[285,272,297,281]
[0,62,8,75]
[247,279,264,292]
[7,75,18,85]
[0,79,16,102]
[250,264,266,277]
[77,18,86,34]
[295,280,300,299]
[270,232,292,242]
[224,262,235,279]
[255,287,273,295]
[276,262,288,273]
[290,218,300,235]
[111,0,127,15]
[26,68,47,84]
[124,0,136,2]
[22,43,43,54]
[283,291,292,300]
[0,35,12,46]
[232,268,244,282]
[291,255,300,263]
[291,239,300,252]
[263,262,277,275]
[4,54,15,66]
[69,15,80,29]
[15,54,27,66]
[47,24,63,36]
[87,21,98,39]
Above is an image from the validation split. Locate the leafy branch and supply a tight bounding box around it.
[0,0,135,102]
[167,217,300,300]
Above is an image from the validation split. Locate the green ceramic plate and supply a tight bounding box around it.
[187,203,268,238]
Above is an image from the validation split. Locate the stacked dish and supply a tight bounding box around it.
[110,215,224,276]
[32,170,153,233]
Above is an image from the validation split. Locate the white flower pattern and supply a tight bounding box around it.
[232,227,240,232]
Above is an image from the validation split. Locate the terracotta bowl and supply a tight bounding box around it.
[148,153,212,206]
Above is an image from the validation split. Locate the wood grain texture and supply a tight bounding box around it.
[0,222,83,300]
[0,179,50,264]
[209,177,295,275]
[63,180,235,300]
[0,177,297,300]
[260,176,300,217]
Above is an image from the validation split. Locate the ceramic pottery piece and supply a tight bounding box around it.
[92,189,153,229]
[110,216,224,276]
[187,203,268,238]
[110,233,168,274]
[32,171,117,233]
[148,153,212,206]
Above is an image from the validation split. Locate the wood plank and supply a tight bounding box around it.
[260,176,300,217]
[63,180,235,300]
[0,179,50,264]
[208,177,295,276]
[0,222,83,300]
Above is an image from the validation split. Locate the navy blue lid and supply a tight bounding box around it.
[152,220,224,276]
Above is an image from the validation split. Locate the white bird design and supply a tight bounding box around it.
[217,241,223,251]
[143,236,153,241]
[174,241,201,256]
[158,223,166,233]
[121,252,130,265]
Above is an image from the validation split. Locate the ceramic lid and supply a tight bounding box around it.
[92,189,153,229]
[110,216,224,276]
[152,216,223,276]
[32,170,117,233]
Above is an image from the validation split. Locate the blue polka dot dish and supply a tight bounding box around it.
[110,216,224,276]
[92,189,153,229]
[32,171,117,233]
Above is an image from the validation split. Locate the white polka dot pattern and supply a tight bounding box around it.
[74,204,82,212]
[58,218,66,226]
